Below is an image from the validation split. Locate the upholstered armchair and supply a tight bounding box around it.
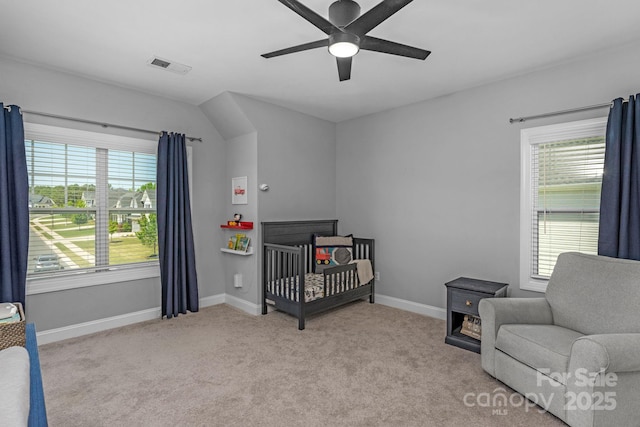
[479,252,640,427]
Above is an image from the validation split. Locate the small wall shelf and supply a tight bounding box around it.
[220,247,254,256]
[220,221,253,230]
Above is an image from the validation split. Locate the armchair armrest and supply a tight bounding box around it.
[479,297,553,337]
[569,334,640,374]
[478,298,553,376]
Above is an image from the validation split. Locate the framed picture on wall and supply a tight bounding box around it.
[232,176,248,204]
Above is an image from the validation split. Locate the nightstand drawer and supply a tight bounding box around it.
[450,291,483,315]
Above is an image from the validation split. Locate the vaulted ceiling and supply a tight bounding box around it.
[1,1,640,122]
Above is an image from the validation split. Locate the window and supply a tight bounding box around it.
[25,123,160,294]
[520,117,607,292]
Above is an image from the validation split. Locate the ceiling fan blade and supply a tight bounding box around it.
[336,57,352,81]
[262,39,329,58]
[277,0,340,36]
[345,0,413,36]
[361,36,430,60]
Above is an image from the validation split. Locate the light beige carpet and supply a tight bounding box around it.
[39,301,566,427]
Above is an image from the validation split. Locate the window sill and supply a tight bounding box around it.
[520,278,548,293]
[26,264,160,295]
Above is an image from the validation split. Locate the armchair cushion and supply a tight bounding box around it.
[496,324,584,383]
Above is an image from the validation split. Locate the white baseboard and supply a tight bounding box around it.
[376,294,446,320]
[36,307,162,345]
[36,293,261,345]
[224,294,261,316]
[200,293,226,308]
[36,293,441,344]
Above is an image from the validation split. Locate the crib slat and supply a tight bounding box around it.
[291,251,296,302]
[285,251,289,300]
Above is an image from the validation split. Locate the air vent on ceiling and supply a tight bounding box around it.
[147,56,192,75]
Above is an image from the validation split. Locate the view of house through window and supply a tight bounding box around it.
[26,137,158,277]
[520,118,607,291]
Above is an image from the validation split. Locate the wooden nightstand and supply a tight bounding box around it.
[444,277,508,353]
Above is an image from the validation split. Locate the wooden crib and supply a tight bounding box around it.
[262,220,375,330]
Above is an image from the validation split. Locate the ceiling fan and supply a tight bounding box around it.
[261,0,431,81]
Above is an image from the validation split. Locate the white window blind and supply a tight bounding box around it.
[24,123,158,285]
[531,137,605,277]
[520,117,607,292]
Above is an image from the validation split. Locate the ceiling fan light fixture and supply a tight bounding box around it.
[328,32,360,58]
[329,42,359,58]
[261,0,430,81]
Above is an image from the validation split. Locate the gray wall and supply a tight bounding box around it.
[232,94,337,222]
[4,37,639,330]
[0,56,228,330]
[336,40,640,310]
[199,92,338,306]
[230,94,337,306]
[221,132,259,304]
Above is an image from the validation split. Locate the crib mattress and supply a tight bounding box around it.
[267,273,360,302]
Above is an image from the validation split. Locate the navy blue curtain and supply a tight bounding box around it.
[598,94,640,259]
[0,104,29,306]
[157,132,199,318]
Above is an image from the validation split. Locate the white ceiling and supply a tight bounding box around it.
[1,0,640,122]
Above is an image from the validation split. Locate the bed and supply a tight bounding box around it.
[262,220,375,330]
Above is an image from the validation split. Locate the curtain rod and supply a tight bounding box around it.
[509,98,630,124]
[20,109,203,142]
[509,103,609,124]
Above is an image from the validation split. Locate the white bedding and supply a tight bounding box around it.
[267,260,372,302]
[0,346,30,427]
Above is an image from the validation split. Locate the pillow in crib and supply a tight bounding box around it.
[313,234,353,273]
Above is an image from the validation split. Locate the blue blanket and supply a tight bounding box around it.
[26,323,48,427]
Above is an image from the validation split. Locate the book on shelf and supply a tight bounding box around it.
[236,236,251,252]
[234,233,245,250]
[227,235,238,250]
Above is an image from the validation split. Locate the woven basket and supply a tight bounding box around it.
[0,302,26,350]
